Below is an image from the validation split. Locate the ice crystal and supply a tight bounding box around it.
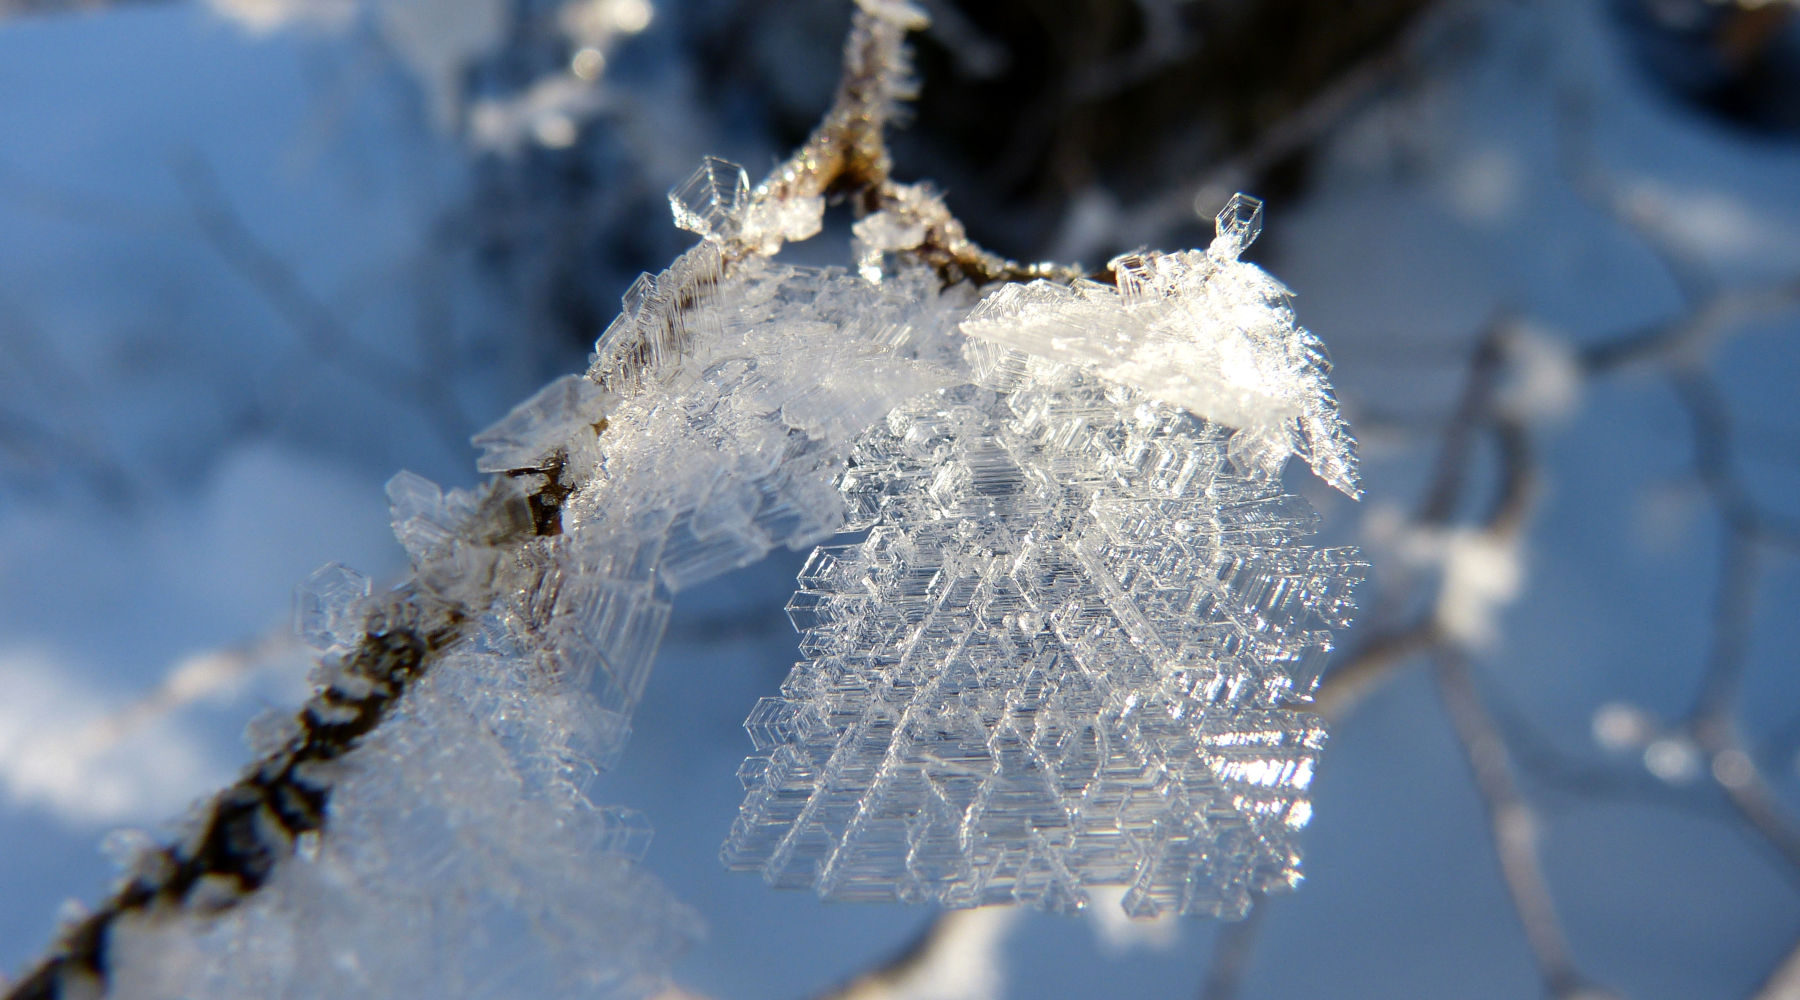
[715,191,1364,919]
[54,157,980,999]
[106,644,697,1000]
[292,563,373,652]
[960,201,1359,497]
[669,156,751,242]
[722,350,1363,917]
[14,130,1360,995]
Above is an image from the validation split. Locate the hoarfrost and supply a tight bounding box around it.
[722,351,1363,917]
[68,171,980,998]
[960,195,1360,497]
[10,90,1360,995]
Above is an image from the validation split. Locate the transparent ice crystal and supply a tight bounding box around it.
[107,646,700,1000]
[1211,192,1265,257]
[54,140,1362,1000]
[723,352,1364,918]
[293,563,372,651]
[669,156,824,256]
[669,156,750,242]
[959,196,1359,497]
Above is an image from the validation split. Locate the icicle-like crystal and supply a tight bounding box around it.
[668,156,751,241]
[1211,192,1264,260]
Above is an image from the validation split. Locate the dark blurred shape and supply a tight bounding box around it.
[1615,0,1800,136]
[470,0,1444,353]
[695,0,1437,257]
[913,0,1433,222]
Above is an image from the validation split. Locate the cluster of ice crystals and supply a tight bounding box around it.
[669,156,751,242]
[960,194,1359,497]
[388,230,978,754]
[84,168,982,998]
[56,144,1365,999]
[853,209,929,283]
[722,348,1363,917]
[669,156,825,258]
[470,372,613,474]
[107,645,698,1000]
[292,563,373,651]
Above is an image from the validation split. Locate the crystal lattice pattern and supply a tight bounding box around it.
[724,350,1365,918]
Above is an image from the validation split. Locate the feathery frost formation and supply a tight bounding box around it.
[722,200,1364,918]
[69,164,979,1000]
[7,4,1359,994]
[959,198,1359,498]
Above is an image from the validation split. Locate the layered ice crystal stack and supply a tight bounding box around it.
[5,6,1362,992]
[722,211,1364,917]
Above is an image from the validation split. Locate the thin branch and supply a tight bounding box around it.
[1553,56,1800,894]
[1312,321,1515,722]
[4,589,470,1000]
[1198,902,1268,1000]
[1434,652,1620,1000]
[1312,621,1439,722]
[175,157,473,455]
[813,907,1021,1000]
[1579,277,1800,378]
[1672,371,1800,880]
[1755,938,1800,1000]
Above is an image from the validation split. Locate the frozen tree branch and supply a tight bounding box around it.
[10,2,1364,995]
[1433,650,1621,1000]
[4,587,467,1000]
[5,6,978,992]
[1196,901,1268,1000]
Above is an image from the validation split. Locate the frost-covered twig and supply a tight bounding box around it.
[7,3,1369,996]
[7,5,967,991]
[4,588,467,1000]
[732,0,1083,286]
